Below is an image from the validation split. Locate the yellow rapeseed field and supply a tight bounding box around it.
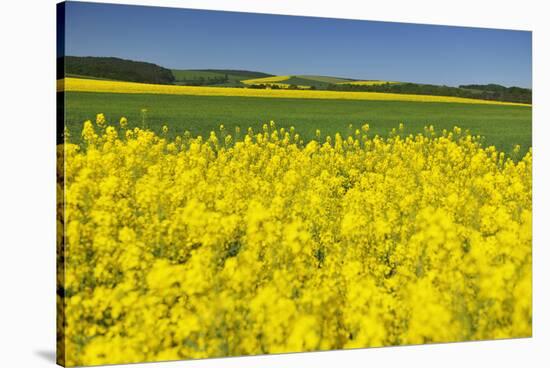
[240,75,311,89]
[58,115,532,366]
[58,78,530,106]
[241,75,291,84]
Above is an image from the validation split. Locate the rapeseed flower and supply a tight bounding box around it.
[58,118,532,366]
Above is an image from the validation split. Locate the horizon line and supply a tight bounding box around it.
[60,55,532,89]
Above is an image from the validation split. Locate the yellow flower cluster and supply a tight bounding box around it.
[57,116,531,366]
[57,77,530,106]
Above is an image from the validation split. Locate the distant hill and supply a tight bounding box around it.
[298,75,356,84]
[172,72,356,89]
[241,75,357,89]
[62,56,175,84]
[458,84,532,104]
[339,80,401,86]
[172,69,273,86]
[327,82,532,104]
[59,56,530,104]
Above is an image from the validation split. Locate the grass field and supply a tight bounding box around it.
[340,80,401,85]
[64,91,531,156]
[297,75,355,84]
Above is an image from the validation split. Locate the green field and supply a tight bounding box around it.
[280,76,335,89]
[296,75,355,84]
[172,69,234,80]
[64,92,531,156]
[241,75,357,89]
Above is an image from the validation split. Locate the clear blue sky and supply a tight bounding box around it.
[63,1,532,88]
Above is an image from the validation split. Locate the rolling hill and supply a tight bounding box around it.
[340,80,401,86]
[241,75,401,90]
[241,75,356,89]
[60,56,531,104]
[171,69,273,86]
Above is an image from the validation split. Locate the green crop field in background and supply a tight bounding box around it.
[171,69,273,85]
[296,75,355,84]
[172,69,233,80]
[64,91,531,156]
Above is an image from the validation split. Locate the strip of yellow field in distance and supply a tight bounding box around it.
[58,78,531,106]
[241,75,291,85]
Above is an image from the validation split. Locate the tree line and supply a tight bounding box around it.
[178,75,229,86]
[62,56,175,85]
[326,82,531,104]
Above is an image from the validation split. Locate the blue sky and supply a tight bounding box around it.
[63,1,532,88]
